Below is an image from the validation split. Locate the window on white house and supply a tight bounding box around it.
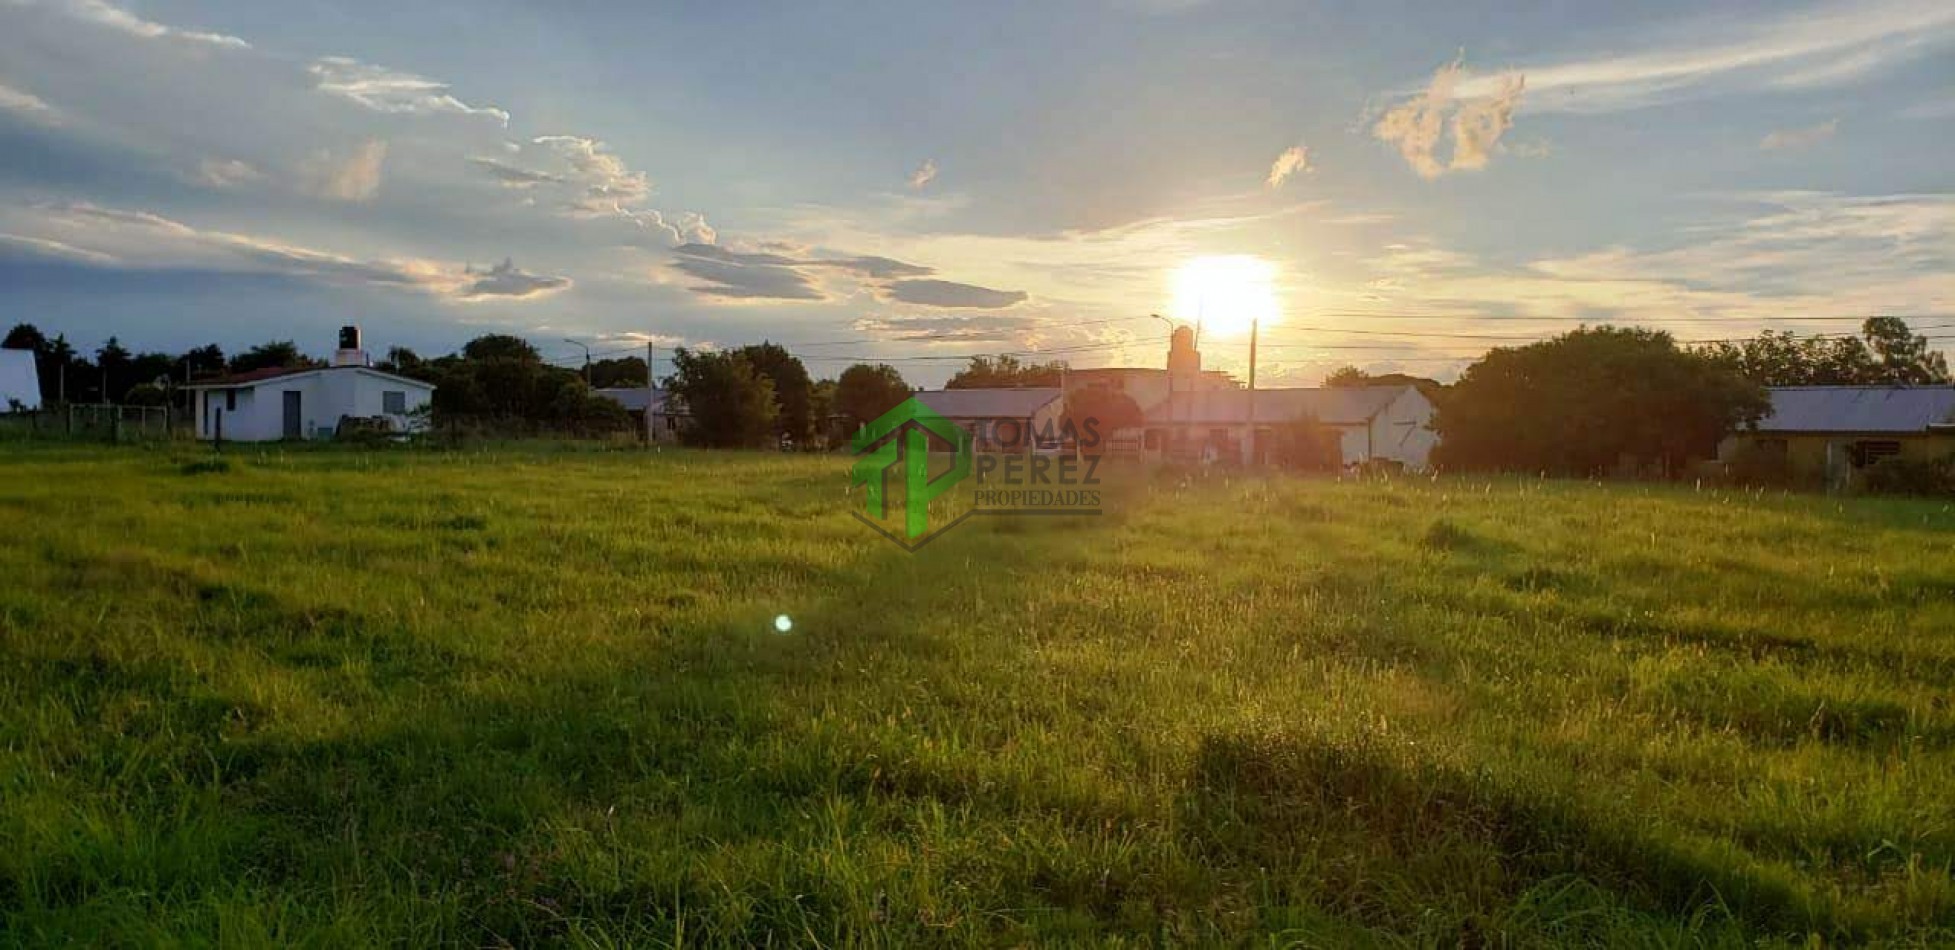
[382,391,406,414]
[225,390,237,412]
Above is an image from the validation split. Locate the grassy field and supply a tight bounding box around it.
[2,443,1952,946]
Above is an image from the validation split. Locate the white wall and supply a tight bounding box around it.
[195,369,431,441]
[1365,388,1437,469]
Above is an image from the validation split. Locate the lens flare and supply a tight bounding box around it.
[773,614,793,633]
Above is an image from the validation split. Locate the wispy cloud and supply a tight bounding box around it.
[309,56,510,125]
[908,158,939,190]
[299,140,387,202]
[3,202,550,301]
[1265,144,1310,187]
[1760,118,1839,150]
[468,155,564,188]
[0,81,60,123]
[39,0,249,49]
[1446,0,1955,114]
[194,158,262,188]
[881,278,1027,309]
[461,258,571,300]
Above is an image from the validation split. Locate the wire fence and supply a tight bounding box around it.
[0,404,185,443]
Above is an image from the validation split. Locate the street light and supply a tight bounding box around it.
[564,338,591,387]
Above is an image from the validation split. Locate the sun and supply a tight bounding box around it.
[1169,255,1280,339]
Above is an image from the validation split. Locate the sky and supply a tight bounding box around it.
[0,0,1949,386]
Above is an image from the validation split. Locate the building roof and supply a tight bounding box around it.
[0,348,40,411]
[593,387,675,413]
[183,365,434,390]
[913,387,1063,419]
[1146,385,1412,426]
[1755,386,1955,434]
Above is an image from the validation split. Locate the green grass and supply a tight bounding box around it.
[2,442,1953,946]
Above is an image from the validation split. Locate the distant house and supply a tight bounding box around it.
[0,348,40,412]
[1136,385,1437,469]
[1720,386,1955,483]
[182,327,433,441]
[912,387,1066,451]
[593,387,687,442]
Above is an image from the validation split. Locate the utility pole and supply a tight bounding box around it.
[564,338,591,388]
[1247,317,1259,466]
[645,340,656,444]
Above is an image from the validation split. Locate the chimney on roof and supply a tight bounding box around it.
[334,325,369,368]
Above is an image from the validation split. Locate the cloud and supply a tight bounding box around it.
[43,0,249,49]
[12,202,491,297]
[1265,145,1310,187]
[195,158,262,188]
[468,155,564,188]
[908,158,938,190]
[851,314,1030,344]
[811,255,934,279]
[10,203,590,307]
[299,140,387,202]
[1374,56,1524,178]
[0,81,60,123]
[669,243,824,301]
[0,232,117,264]
[1345,192,1955,328]
[674,211,715,245]
[882,278,1028,309]
[1448,74,1524,171]
[461,258,571,299]
[1445,0,1955,114]
[531,134,652,215]
[309,56,510,125]
[1760,118,1839,150]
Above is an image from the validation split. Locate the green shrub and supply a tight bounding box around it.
[1861,455,1954,496]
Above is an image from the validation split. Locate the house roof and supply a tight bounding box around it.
[1755,386,1955,434]
[0,348,40,411]
[1145,385,1411,426]
[913,387,1063,419]
[183,365,435,390]
[593,387,675,413]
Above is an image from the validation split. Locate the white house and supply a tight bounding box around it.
[0,348,40,411]
[912,387,1067,451]
[1135,385,1438,469]
[182,328,434,441]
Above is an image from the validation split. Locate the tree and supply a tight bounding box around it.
[589,355,648,389]
[1433,327,1768,476]
[734,342,814,446]
[229,340,311,374]
[95,337,132,402]
[946,354,1064,389]
[809,378,839,448]
[1862,317,1951,385]
[3,324,45,352]
[667,348,778,448]
[833,363,911,436]
[461,334,540,363]
[1323,365,1445,396]
[1062,388,1144,453]
[1696,320,1948,387]
[378,346,427,379]
[181,344,226,381]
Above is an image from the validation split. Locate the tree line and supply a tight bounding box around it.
[1325,317,1949,476]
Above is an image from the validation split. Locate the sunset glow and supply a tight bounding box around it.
[1171,255,1281,339]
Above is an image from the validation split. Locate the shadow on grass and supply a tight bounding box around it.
[1182,729,1839,944]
